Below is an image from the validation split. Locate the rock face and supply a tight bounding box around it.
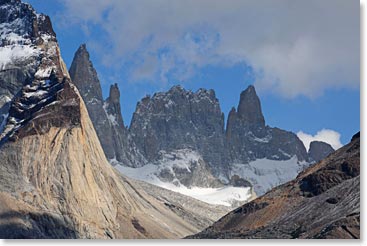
[308,141,335,162]
[226,85,308,163]
[69,45,146,167]
[129,85,228,177]
[189,133,360,239]
[0,0,229,239]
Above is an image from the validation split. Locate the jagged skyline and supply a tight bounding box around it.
[23,0,360,146]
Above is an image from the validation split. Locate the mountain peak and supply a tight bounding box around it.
[308,140,335,162]
[69,43,103,101]
[237,85,265,127]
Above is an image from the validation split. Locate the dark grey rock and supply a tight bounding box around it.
[308,141,335,162]
[129,85,228,178]
[226,85,308,163]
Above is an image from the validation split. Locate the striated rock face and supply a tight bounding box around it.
[0,0,228,239]
[189,133,360,239]
[226,85,308,164]
[308,141,335,163]
[130,85,228,177]
[69,45,146,167]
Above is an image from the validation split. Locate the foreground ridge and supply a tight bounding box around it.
[189,132,360,239]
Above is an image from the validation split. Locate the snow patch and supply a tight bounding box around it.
[34,66,55,79]
[0,45,40,69]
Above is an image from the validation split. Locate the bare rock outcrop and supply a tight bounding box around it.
[308,141,335,163]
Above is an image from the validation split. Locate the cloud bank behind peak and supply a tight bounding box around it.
[59,0,359,98]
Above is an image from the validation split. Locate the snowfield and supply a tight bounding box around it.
[115,151,309,206]
[116,163,252,207]
[231,156,309,195]
[115,149,254,207]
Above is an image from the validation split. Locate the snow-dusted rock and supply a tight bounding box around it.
[130,85,228,177]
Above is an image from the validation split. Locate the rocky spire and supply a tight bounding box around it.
[69,44,117,159]
[69,44,103,102]
[69,44,146,167]
[237,85,265,128]
[105,83,124,127]
[226,85,308,170]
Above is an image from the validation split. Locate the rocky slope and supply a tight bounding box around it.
[69,44,146,167]
[0,0,228,239]
[189,132,360,239]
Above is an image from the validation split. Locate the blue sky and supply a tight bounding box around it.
[24,0,360,147]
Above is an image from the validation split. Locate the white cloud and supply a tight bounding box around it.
[297,129,343,151]
[58,0,359,98]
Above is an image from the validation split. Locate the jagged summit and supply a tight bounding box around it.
[130,84,227,176]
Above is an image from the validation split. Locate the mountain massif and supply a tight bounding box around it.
[0,0,358,240]
[0,0,231,239]
[68,43,336,202]
[189,132,360,239]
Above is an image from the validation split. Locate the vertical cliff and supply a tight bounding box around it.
[69,45,146,167]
